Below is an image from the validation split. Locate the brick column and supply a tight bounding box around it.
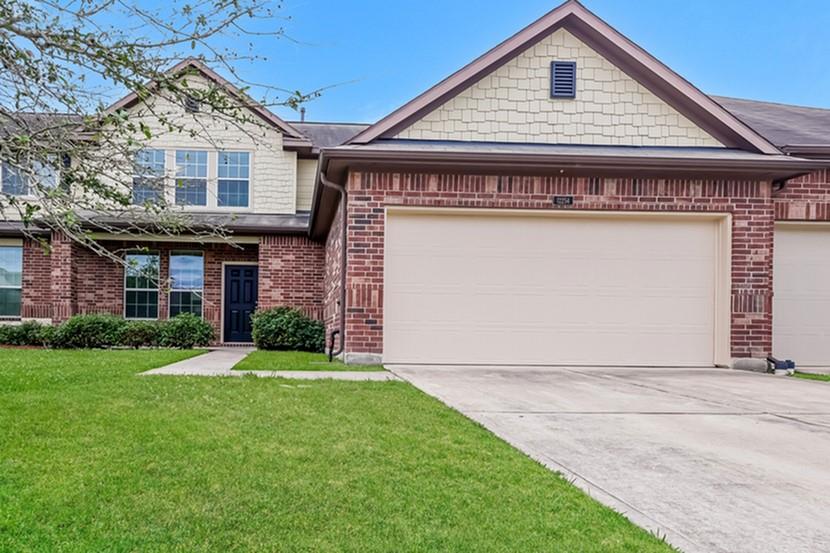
[50,231,75,322]
[21,237,54,320]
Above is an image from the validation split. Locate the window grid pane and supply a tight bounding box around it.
[170,253,204,318]
[218,152,249,207]
[125,253,159,319]
[2,163,28,196]
[0,246,23,287]
[175,151,207,206]
[0,288,21,318]
[169,291,202,317]
[133,149,165,205]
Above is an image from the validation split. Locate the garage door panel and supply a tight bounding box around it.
[385,211,720,366]
[774,226,830,365]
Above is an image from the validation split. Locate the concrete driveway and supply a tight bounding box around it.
[389,365,830,553]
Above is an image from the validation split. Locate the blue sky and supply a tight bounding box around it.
[223,0,830,123]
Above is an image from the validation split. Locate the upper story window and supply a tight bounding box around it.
[132,149,165,205]
[169,252,204,317]
[1,163,28,196]
[217,151,250,207]
[1,160,59,197]
[0,245,22,319]
[124,252,159,319]
[174,150,208,206]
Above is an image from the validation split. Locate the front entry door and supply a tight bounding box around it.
[224,265,258,343]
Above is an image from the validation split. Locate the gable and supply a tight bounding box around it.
[395,28,722,147]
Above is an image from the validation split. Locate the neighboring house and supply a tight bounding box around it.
[2,0,830,368]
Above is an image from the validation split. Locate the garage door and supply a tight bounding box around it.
[384,209,726,366]
[774,225,830,366]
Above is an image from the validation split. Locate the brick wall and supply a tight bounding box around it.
[20,235,326,343]
[340,171,774,360]
[774,169,830,221]
[258,235,325,320]
[322,206,344,350]
[21,237,53,320]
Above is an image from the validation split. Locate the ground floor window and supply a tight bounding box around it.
[0,245,22,318]
[170,252,204,317]
[124,252,159,319]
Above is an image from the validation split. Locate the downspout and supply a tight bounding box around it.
[321,173,347,360]
[771,178,787,195]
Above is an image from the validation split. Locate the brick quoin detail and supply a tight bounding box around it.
[774,169,830,221]
[258,235,325,321]
[340,171,774,360]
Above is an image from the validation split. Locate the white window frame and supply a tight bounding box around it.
[168,251,205,318]
[123,252,160,320]
[132,149,166,206]
[0,159,60,198]
[173,150,209,207]
[0,243,23,321]
[217,150,251,208]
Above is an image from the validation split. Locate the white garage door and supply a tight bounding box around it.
[774,225,830,366]
[384,210,725,366]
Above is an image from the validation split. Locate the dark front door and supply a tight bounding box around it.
[224,265,258,343]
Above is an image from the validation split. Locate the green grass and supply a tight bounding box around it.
[233,350,385,372]
[793,371,830,382]
[1,349,674,553]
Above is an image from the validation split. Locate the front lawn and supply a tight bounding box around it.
[1,349,673,552]
[233,350,384,372]
[793,371,830,382]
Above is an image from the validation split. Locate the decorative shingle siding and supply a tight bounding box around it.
[396,28,723,147]
[774,169,830,220]
[339,171,773,360]
[258,235,325,321]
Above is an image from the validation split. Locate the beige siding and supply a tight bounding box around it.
[396,29,722,147]
[124,74,297,214]
[296,159,318,212]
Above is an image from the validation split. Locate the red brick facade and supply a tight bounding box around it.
[340,171,775,360]
[20,233,323,343]
[323,206,344,351]
[258,235,325,320]
[774,169,830,221]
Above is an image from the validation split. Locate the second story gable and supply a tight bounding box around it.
[394,28,723,147]
[114,60,312,216]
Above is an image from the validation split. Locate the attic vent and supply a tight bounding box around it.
[184,95,201,113]
[550,61,576,98]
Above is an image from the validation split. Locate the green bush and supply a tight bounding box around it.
[118,320,161,349]
[251,307,325,352]
[0,321,52,347]
[159,313,213,349]
[52,314,126,349]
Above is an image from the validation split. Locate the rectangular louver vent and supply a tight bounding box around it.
[551,61,576,98]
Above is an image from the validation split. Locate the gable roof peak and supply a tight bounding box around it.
[105,57,306,140]
[349,0,779,154]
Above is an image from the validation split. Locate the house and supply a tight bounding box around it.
[2,0,830,369]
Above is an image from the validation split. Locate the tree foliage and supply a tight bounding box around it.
[0,0,319,258]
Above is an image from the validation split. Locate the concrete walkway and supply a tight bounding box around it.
[141,348,399,381]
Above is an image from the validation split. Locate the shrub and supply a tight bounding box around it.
[251,307,325,352]
[52,314,126,349]
[159,313,213,349]
[118,320,161,348]
[0,321,52,347]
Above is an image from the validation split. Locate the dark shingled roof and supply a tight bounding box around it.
[289,121,369,150]
[714,96,830,149]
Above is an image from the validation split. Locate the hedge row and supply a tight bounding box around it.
[0,313,214,349]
